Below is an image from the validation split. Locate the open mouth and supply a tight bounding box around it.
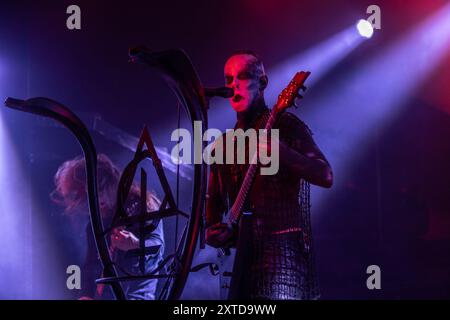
[232,94,243,103]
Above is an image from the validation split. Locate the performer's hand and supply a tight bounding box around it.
[78,296,94,300]
[111,228,140,251]
[206,222,235,248]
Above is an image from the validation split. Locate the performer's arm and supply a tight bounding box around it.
[111,195,164,251]
[111,196,164,300]
[205,162,235,248]
[277,114,333,188]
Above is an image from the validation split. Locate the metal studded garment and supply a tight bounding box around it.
[206,106,320,300]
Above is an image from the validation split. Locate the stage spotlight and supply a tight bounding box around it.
[306,3,450,214]
[357,19,374,39]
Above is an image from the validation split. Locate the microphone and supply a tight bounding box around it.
[204,87,234,98]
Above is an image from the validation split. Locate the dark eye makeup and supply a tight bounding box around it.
[224,69,255,84]
[238,71,253,80]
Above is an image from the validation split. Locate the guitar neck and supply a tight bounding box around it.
[228,107,280,225]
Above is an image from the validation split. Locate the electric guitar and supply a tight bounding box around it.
[218,71,311,299]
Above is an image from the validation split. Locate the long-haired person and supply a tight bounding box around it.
[51,154,164,300]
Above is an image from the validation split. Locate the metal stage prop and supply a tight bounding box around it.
[4,48,225,300]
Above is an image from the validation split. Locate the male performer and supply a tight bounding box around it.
[51,154,164,300]
[205,50,333,299]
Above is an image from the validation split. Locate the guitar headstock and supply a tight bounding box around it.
[275,71,311,112]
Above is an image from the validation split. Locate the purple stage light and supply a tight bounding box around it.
[0,111,33,299]
[303,3,450,214]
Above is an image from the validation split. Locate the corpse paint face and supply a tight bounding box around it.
[224,54,265,112]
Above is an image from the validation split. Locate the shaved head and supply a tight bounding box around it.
[225,50,265,78]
